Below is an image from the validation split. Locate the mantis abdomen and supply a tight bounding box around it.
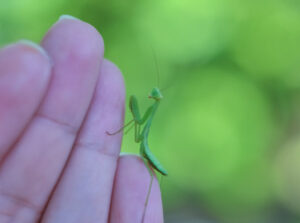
[140,121,168,176]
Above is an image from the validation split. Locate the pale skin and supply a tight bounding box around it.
[0,16,164,223]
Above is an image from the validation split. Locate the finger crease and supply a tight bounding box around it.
[75,141,119,160]
[0,190,41,216]
[36,112,79,136]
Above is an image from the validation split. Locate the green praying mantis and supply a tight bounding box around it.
[106,85,168,221]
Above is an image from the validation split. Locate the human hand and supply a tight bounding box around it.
[0,15,164,223]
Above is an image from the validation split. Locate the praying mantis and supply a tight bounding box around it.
[107,86,168,222]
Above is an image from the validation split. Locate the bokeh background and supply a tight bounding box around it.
[1,0,300,222]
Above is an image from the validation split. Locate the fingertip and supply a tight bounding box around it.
[94,59,125,154]
[101,59,125,102]
[42,15,104,65]
[0,40,52,82]
[0,41,52,159]
[59,14,80,21]
[17,40,52,65]
[110,154,164,223]
[118,154,159,192]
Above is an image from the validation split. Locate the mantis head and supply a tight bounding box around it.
[148,87,163,100]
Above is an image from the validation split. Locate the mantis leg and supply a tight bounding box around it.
[124,122,135,135]
[134,123,142,142]
[141,157,154,223]
[106,119,134,135]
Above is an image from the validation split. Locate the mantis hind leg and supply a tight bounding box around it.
[141,158,154,223]
[124,122,135,135]
[106,119,134,135]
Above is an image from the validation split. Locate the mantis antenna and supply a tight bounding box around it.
[151,46,160,88]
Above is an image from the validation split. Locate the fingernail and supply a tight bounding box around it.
[59,14,80,21]
[120,152,134,156]
[17,39,51,63]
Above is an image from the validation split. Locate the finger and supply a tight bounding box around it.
[0,17,103,222]
[42,59,125,223]
[0,41,51,161]
[109,155,164,223]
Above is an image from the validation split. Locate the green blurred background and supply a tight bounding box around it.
[2,0,300,222]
